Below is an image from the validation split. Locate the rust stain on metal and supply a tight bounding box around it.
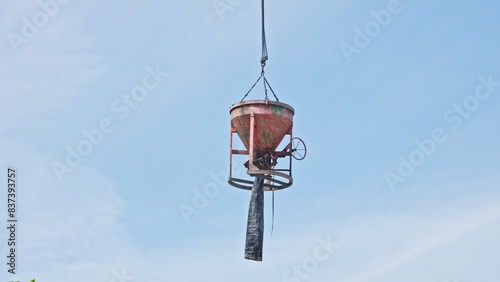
[230,100,294,158]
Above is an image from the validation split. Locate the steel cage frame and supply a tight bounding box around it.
[228,112,293,191]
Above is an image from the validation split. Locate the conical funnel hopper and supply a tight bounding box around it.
[230,100,294,158]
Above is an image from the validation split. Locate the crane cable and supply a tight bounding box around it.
[260,0,268,73]
[240,0,279,102]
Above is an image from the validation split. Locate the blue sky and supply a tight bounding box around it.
[1,0,499,281]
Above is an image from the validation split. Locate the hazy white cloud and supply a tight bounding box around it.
[0,138,133,280]
[0,11,106,131]
[344,194,500,282]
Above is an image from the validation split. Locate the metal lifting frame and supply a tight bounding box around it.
[228,115,293,191]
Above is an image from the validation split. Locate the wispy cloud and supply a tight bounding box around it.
[0,10,106,132]
[348,196,500,282]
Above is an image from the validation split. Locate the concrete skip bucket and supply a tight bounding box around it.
[228,100,306,191]
[228,100,306,261]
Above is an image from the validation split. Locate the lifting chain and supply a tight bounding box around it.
[260,0,268,75]
[240,0,279,103]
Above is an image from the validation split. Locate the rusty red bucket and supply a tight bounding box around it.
[230,100,294,158]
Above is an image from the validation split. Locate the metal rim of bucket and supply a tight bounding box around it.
[230,100,295,114]
[228,169,293,191]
